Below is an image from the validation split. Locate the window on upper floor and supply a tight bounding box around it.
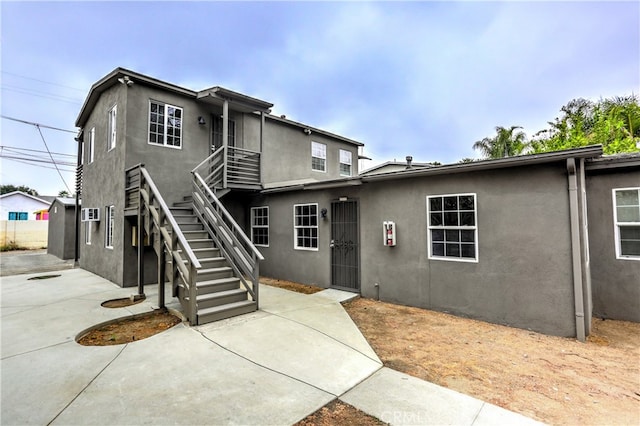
[105,205,114,249]
[8,212,28,221]
[251,206,269,247]
[88,127,95,164]
[311,142,326,172]
[427,194,478,262]
[294,203,318,250]
[613,188,640,260]
[211,116,236,150]
[340,149,352,177]
[108,105,117,151]
[149,101,183,148]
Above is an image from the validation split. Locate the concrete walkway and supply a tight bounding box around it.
[1,267,544,425]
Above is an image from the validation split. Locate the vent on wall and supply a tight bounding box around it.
[81,208,100,222]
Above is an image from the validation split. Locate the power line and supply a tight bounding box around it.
[1,154,76,169]
[1,115,77,133]
[2,85,83,105]
[1,71,85,92]
[1,157,76,172]
[0,145,76,158]
[35,124,72,193]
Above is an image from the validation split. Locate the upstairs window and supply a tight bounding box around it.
[613,188,640,259]
[340,149,352,176]
[251,206,269,247]
[294,203,318,250]
[108,105,117,151]
[311,142,326,172]
[88,127,95,164]
[427,194,478,262]
[149,101,183,148]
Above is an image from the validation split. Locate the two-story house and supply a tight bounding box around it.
[74,67,639,340]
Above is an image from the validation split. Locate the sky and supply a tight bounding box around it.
[1,1,638,196]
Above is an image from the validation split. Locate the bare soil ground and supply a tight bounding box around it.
[77,310,181,346]
[262,279,639,425]
[260,276,325,294]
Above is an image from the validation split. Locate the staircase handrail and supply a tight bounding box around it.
[193,172,264,262]
[139,167,202,269]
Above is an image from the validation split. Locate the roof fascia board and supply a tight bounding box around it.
[0,191,51,204]
[263,113,364,147]
[585,155,640,171]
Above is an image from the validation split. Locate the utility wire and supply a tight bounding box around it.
[0,154,76,167]
[1,115,77,133]
[2,157,76,172]
[0,145,76,158]
[35,124,72,193]
[2,85,83,105]
[1,70,86,92]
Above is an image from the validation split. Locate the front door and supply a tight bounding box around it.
[330,199,360,292]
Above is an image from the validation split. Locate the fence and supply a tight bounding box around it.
[0,220,48,249]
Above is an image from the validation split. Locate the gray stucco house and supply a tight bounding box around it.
[73,67,639,340]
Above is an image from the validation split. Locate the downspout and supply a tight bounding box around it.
[567,158,586,342]
[260,111,265,185]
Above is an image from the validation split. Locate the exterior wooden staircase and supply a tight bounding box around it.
[125,163,263,326]
[169,202,256,324]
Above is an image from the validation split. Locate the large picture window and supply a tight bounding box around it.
[251,206,269,247]
[613,188,640,259]
[340,149,352,176]
[105,205,114,249]
[427,194,477,262]
[311,142,326,172]
[294,203,318,250]
[149,101,183,148]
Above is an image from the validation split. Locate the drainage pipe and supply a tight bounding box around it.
[567,158,586,342]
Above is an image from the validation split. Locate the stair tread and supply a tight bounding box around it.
[198,266,232,273]
[197,288,247,300]
[198,300,256,315]
[196,277,240,287]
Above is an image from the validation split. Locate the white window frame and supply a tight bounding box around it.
[148,100,183,149]
[311,142,326,172]
[108,105,117,151]
[613,187,640,260]
[293,203,319,251]
[251,206,269,247]
[88,127,95,163]
[105,205,114,249]
[427,193,478,263]
[85,221,92,245]
[339,149,352,177]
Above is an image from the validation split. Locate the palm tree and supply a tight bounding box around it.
[473,126,527,159]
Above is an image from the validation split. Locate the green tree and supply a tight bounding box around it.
[473,126,527,159]
[0,185,39,196]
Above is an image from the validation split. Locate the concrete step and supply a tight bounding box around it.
[197,300,257,324]
[196,277,241,295]
[196,288,248,310]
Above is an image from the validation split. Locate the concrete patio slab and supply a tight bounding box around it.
[341,368,544,426]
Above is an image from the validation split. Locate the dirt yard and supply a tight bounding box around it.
[262,279,640,425]
[77,310,181,346]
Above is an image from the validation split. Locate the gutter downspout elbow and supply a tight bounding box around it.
[567,158,586,342]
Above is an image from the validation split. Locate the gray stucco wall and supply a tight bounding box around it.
[253,163,580,337]
[47,201,76,260]
[586,168,640,322]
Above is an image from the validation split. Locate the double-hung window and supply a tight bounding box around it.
[251,207,269,247]
[427,194,478,261]
[105,205,114,249]
[88,127,95,164]
[85,221,92,245]
[149,101,183,148]
[340,149,352,177]
[294,203,318,250]
[108,105,117,151]
[311,142,326,172]
[613,188,640,259]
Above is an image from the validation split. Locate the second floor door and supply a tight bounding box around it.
[211,115,236,151]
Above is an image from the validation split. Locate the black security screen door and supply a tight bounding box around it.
[330,200,359,291]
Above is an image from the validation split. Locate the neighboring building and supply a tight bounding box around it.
[360,157,434,175]
[0,191,51,221]
[47,198,79,260]
[73,67,639,339]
